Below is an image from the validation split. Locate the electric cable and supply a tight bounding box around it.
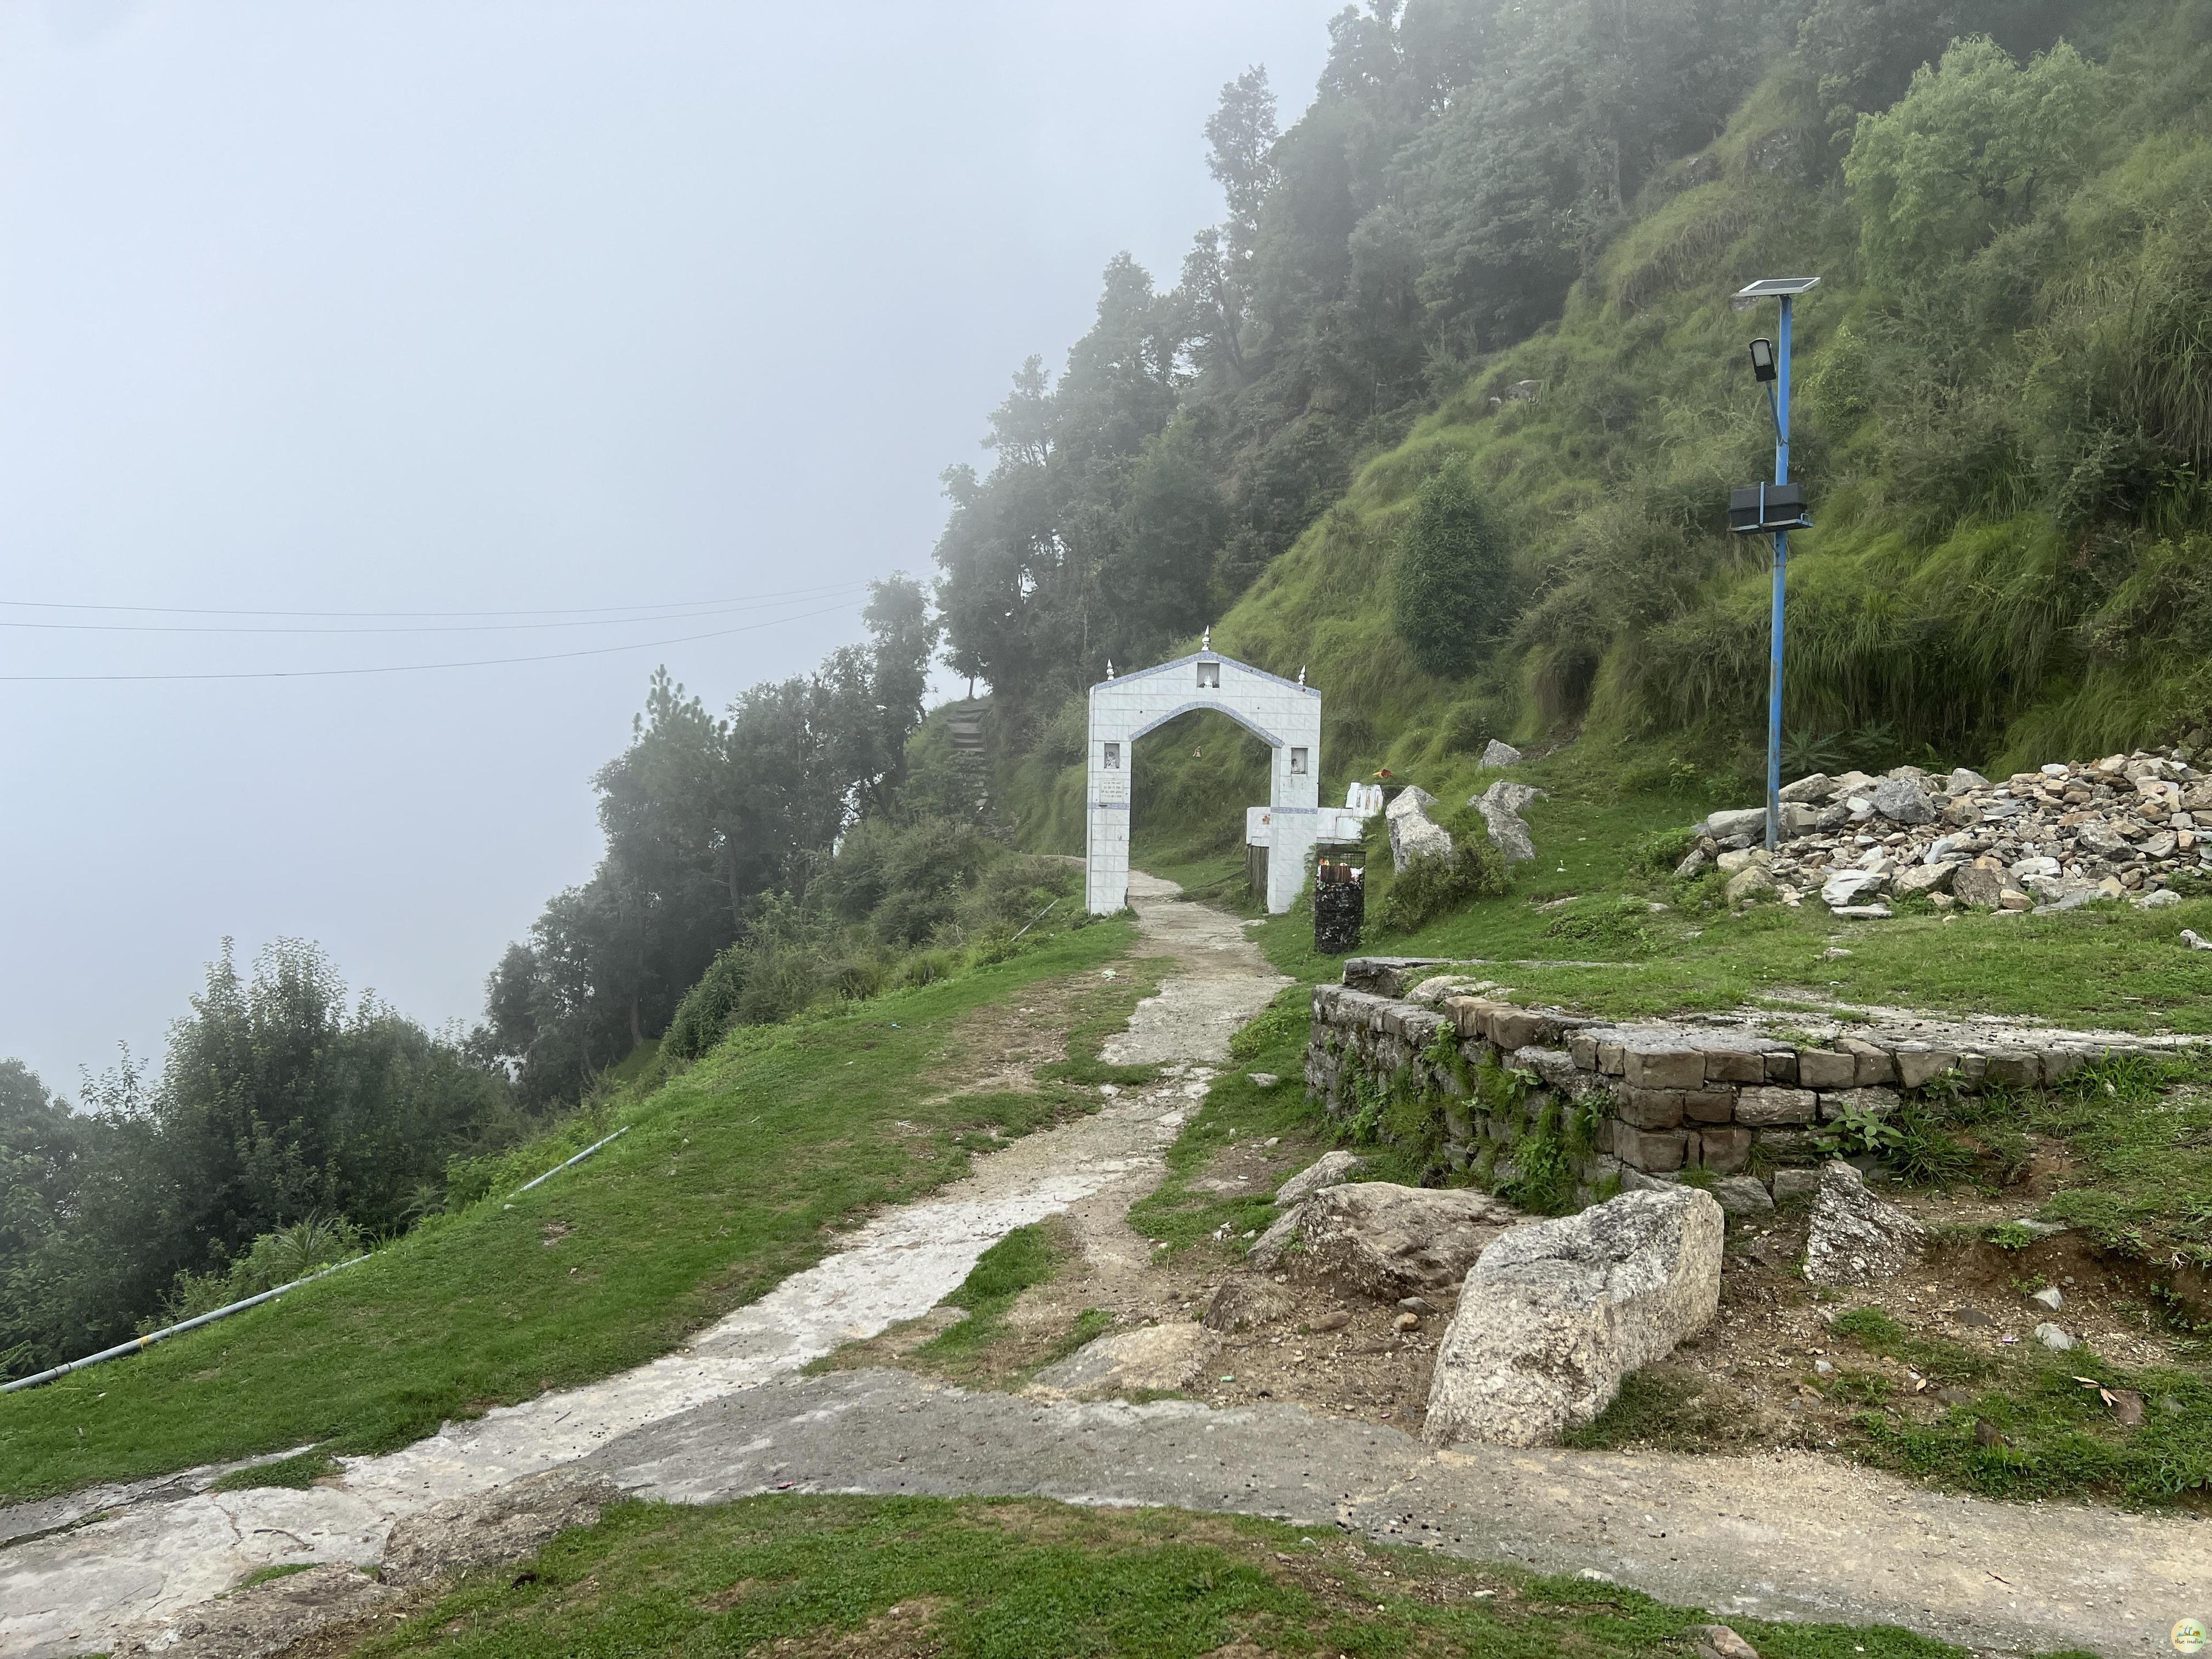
[0,577,871,622]
[0,586,868,637]
[0,599,862,683]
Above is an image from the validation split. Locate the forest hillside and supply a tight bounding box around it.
[941,0,2212,853]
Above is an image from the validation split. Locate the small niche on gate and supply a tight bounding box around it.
[1196,660,1221,689]
[1102,741,1121,769]
[1290,746,1309,774]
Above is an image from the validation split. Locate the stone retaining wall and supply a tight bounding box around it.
[1305,959,2183,1195]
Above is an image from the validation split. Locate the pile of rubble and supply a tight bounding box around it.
[1681,747,2210,918]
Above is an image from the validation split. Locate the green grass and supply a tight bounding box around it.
[915,1224,1069,1361]
[1236,743,2212,1035]
[0,921,1141,1504]
[237,1560,319,1590]
[1565,1308,2212,1509]
[348,1491,1978,1659]
[205,1447,336,1493]
[1827,1308,2212,1506]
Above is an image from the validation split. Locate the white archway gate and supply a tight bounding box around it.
[1086,647,1321,915]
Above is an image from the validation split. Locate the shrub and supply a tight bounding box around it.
[1390,461,1512,677]
[156,1215,366,1325]
[1378,828,1510,935]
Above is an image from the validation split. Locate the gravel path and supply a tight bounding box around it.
[6,876,2206,1659]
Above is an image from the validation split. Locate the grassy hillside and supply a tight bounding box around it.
[0,919,1141,1502]
[1003,1,2212,874]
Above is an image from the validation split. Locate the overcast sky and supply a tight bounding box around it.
[0,0,1336,1094]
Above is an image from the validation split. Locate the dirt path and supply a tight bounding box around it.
[0,872,1282,1659]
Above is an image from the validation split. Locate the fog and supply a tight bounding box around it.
[0,0,1335,1093]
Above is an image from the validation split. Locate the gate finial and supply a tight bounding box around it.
[1201,626,1211,652]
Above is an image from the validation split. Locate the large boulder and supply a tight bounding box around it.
[1423,1185,1724,1448]
[1472,780,1547,863]
[1277,1182,1522,1301]
[382,1468,626,1588]
[1275,1150,1366,1208]
[1802,1161,1927,1286]
[1386,787,1453,872]
[1478,739,1524,768]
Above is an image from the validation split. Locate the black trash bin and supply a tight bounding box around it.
[1313,851,1365,955]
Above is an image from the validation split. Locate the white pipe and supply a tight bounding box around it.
[3,1253,370,1394]
[5,1127,635,1393]
[508,1124,629,1196]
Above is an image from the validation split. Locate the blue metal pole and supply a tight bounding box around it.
[1765,296,1793,852]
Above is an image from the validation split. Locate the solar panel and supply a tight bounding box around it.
[1733,276,1823,299]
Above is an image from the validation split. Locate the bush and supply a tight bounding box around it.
[1390,461,1512,677]
[156,1215,366,1325]
[1378,820,1510,935]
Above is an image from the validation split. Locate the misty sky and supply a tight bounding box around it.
[0,0,1338,1094]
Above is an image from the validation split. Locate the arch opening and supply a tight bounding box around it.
[1085,651,1321,915]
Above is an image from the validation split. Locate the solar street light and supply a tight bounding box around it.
[1728,277,1820,851]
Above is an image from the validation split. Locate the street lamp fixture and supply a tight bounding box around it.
[1728,276,1820,853]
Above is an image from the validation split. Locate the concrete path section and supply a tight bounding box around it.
[594,1365,2210,1659]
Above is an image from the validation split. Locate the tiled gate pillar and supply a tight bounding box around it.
[1085,649,1322,915]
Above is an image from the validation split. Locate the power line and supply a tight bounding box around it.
[0,577,876,622]
[0,600,863,684]
[0,586,869,637]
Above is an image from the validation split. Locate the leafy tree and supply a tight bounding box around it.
[1392,461,1512,676]
[1845,36,2100,278]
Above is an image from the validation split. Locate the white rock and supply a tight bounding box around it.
[1778,773,1837,804]
[1705,807,1768,839]
[1802,1162,1927,1286]
[2136,888,2180,910]
[1031,1322,1218,1398]
[2031,1285,2064,1310]
[1472,779,1547,863]
[1280,1182,1522,1300]
[1424,1186,1723,1447]
[1274,1150,1365,1208]
[2035,1321,2075,1353]
[1947,768,1991,793]
[1385,785,1438,819]
[1821,869,1891,907]
[1478,739,1523,768]
[1387,790,1454,873]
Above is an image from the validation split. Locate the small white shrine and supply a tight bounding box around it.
[1086,638,1322,915]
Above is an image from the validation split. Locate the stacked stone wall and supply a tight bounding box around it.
[1305,969,2179,1195]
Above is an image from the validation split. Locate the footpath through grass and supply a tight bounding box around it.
[1248,743,2212,1034]
[0,920,1139,1504]
[350,1493,1987,1659]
